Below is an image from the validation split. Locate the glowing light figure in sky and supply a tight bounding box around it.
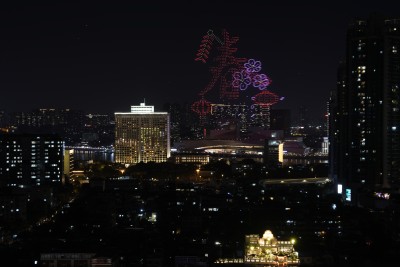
[244,59,262,73]
[251,90,281,106]
[232,58,270,90]
[191,98,212,116]
[253,74,271,90]
[193,30,284,122]
[232,70,252,90]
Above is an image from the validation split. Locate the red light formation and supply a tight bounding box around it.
[206,30,247,100]
[220,66,245,100]
[195,32,214,63]
[191,98,212,116]
[193,29,247,116]
[252,90,280,106]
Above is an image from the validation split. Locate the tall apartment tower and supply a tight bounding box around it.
[0,134,64,187]
[333,15,400,197]
[163,103,182,145]
[115,103,170,165]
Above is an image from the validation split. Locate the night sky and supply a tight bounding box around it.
[1,1,400,121]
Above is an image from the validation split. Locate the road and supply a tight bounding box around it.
[259,177,331,186]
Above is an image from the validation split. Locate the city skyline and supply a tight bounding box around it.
[1,1,400,120]
[2,3,400,265]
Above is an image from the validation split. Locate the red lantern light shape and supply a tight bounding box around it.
[191,98,212,116]
[252,90,280,106]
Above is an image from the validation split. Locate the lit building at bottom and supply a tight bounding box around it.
[215,230,299,266]
[244,230,299,266]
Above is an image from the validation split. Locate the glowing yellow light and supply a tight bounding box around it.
[291,239,296,244]
[262,230,274,240]
[278,143,283,162]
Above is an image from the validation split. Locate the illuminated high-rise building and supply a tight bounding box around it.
[209,104,248,138]
[208,103,272,140]
[115,103,170,165]
[333,15,400,198]
[64,149,74,180]
[252,104,271,129]
[0,134,64,187]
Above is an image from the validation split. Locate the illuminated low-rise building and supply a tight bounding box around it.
[173,154,210,166]
[172,139,283,165]
[214,230,299,266]
[115,103,170,165]
[40,253,114,267]
[245,230,299,266]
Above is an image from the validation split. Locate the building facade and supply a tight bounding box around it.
[0,134,64,187]
[244,230,299,266]
[332,15,400,199]
[63,148,74,180]
[115,103,170,165]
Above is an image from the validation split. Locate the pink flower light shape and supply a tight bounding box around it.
[232,70,252,90]
[253,74,271,90]
[244,59,262,73]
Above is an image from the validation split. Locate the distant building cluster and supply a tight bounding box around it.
[0,108,115,146]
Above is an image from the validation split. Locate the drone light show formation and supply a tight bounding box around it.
[232,59,271,91]
[192,29,283,116]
